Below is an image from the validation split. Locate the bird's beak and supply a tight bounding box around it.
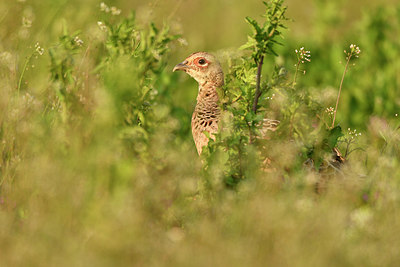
[173,60,189,72]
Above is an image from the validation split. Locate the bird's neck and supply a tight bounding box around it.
[197,82,219,102]
[194,82,221,116]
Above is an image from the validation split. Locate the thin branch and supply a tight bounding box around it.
[252,55,264,113]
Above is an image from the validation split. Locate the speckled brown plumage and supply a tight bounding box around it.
[191,83,221,154]
[173,52,224,154]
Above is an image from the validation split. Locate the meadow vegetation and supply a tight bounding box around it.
[0,0,400,266]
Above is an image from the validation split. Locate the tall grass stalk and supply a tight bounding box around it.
[292,47,310,87]
[332,44,361,128]
[331,57,349,128]
[17,54,33,97]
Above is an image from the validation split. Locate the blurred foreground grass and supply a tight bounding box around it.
[1,0,400,266]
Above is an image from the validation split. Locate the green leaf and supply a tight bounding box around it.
[245,17,262,33]
[239,36,257,50]
[326,126,344,149]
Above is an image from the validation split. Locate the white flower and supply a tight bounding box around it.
[74,36,83,46]
[35,42,44,55]
[100,2,110,12]
[22,17,32,28]
[295,46,311,63]
[349,44,361,55]
[177,38,188,46]
[110,6,121,16]
[97,21,107,32]
[325,107,334,115]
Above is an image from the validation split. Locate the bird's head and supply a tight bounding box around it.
[173,52,224,87]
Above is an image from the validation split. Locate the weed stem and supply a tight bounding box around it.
[17,54,33,97]
[332,55,351,128]
[293,59,301,87]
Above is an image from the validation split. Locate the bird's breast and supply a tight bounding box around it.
[191,86,221,154]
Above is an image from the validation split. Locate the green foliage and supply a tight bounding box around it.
[205,0,341,185]
[240,0,289,59]
[0,0,400,266]
[290,5,400,127]
[202,0,290,187]
[98,12,179,156]
[48,25,85,122]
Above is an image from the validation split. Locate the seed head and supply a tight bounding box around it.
[295,46,311,63]
[35,42,44,55]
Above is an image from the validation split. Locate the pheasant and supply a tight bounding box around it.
[173,52,223,155]
[173,52,279,155]
[173,52,344,169]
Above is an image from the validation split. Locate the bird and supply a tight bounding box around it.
[173,52,223,155]
[173,52,279,155]
[173,52,345,190]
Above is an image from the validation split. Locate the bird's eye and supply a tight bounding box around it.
[198,58,206,65]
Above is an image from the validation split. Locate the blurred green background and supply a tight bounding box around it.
[1,0,400,266]
[1,0,399,128]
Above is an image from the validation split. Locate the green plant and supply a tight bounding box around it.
[293,46,311,86]
[202,0,289,187]
[1,1,400,266]
[17,42,45,97]
[331,44,361,128]
[97,10,179,157]
[204,0,346,187]
[48,25,86,122]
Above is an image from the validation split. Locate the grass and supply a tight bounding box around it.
[1,0,400,266]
